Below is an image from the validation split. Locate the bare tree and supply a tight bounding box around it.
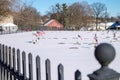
[67,2,93,30]
[117,16,120,20]
[80,1,93,27]
[18,5,41,30]
[47,3,68,28]
[6,0,42,30]
[117,13,120,20]
[104,8,109,29]
[47,2,93,30]
[68,3,82,29]
[0,0,11,16]
[0,0,18,16]
[91,2,107,30]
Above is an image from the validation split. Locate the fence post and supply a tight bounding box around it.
[36,56,41,80]
[28,53,33,80]
[17,49,21,76]
[22,51,26,80]
[58,64,64,80]
[45,59,51,80]
[88,43,120,80]
[75,70,81,80]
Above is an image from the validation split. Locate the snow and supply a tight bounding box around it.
[0,31,120,80]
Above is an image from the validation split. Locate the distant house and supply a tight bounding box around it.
[0,23,18,32]
[107,21,120,30]
[43,19,63,30]
[91,22,114,30]
[0,15,18,32]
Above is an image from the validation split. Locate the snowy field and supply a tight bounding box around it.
[0,31,120,80]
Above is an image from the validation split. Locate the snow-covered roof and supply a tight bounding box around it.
[43,19,63,28]
[1,23,17,27]
[99,22,114,26]
[44,19,55,26]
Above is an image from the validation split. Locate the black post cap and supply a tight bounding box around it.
[88,43,120,80]
[95,43,116,67]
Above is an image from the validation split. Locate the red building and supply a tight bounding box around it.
[44,19,63,29]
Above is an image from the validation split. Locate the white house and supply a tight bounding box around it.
[0,15,18,32]
[0,23,18,32]
[92,22,114,30]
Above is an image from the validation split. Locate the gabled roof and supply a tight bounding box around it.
[43,19,63,28]
[107,21,120,29]
[44,19,55,26]
[1,23,17,27]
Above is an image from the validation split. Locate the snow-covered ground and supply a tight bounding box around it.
[0,31,120,80]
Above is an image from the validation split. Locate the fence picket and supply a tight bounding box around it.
[0,44,1,80]
[9,47,12,69]
[13,48,16,73]
[1,45,4,80]
[75,70,81,80]
[5,46,8,80]
[36,56,41,80]
[0,44,1,63]
[3,46,7,80]
[0,44,84,80]
[6,46,9,67]
[45,59,51,80]
[13,48,16,80]
[4,45,6,65]
[22,51,26,80]
[58,64,64,80]
[2,45,4,64]
[9,47,12,80]
[17,49,21,76]
[28,53,33,80]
